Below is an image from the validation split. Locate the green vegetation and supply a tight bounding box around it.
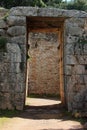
[0,109,20,117]
[0,0,87,11]
[2,12,9,21]
[0,110,20,127]
[66,0,87,11]
[28,93,60,99]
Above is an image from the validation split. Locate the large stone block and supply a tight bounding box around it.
[7,16,26,26]
[68,25,83,36]
[65,43,74,55]
[9,7,87,17]
[65,55,77,65]
[0,52,10,62]
[76,55,87,64]
[0,19,7,29]
[10,35,26,45]
[0,62,10,73]
[64,65,72,75]
[7,26,26,36]
[0,92,14,110]
[0,29,6,36]
[9,7,38,16]
[7,43,21,62]
[72,65,85,74]
[14,93,25,110]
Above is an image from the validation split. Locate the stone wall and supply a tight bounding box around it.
[64,18,87,114]
[28,32,60,95]
[0,8,26,110]
[0,7,87,115]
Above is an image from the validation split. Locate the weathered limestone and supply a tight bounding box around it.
[0,7,87,115]
[9,7,87,17]
[0,29,6,36]
[0,19,7,29]
[64,18,87,114]
[10,35,26,44]
[7,26,26,36]
[7,16,26,26]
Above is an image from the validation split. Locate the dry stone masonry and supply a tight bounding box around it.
[0,7,87,116]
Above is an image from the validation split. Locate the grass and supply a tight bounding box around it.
[0,109,21,127]
[28,93,60,99]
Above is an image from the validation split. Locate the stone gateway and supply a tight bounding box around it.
[0,7,87,116]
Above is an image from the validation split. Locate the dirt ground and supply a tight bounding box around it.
[0,97,85,130]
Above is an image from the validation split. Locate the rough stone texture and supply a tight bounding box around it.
[0,19,8,29]
[7,26,26,36]
[7,16,26,26]
[10,35,26,44]
[28,33,60,95]
[9,7,87,17]
[0,7,87,114]
[64,18,87,113]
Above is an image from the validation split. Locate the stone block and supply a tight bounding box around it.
[9,62,21,73]
[0,62,10,73]
[0,92,14,110]
[0,19,7,29]
[9,7,38,16]
[66,35,78,44]
[0,52,9,62]
[73,84,86,93]
[73,93,84,102]
[7,62,26,73]
[66,55,87,65]
[9,7,87,17]
[64,65,72,75]
[14,93,24,110]
[15,81,25,93]
[72,65,85,74]
[7,16,26,26]
[79,55,87,64]
[7,26,26,36]
[7,43,21,62]
[10,35,26,45]
[65,43,74,55]
[65,55,77,65]
[7,73,17,83]
[68,25,82,36]
[0,29,6,36]
[0,81,15,92]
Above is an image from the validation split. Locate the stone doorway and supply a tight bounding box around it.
[26,16,66,106]
[0,7,87,113]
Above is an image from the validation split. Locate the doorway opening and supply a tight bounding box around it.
[26,16,65,108]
